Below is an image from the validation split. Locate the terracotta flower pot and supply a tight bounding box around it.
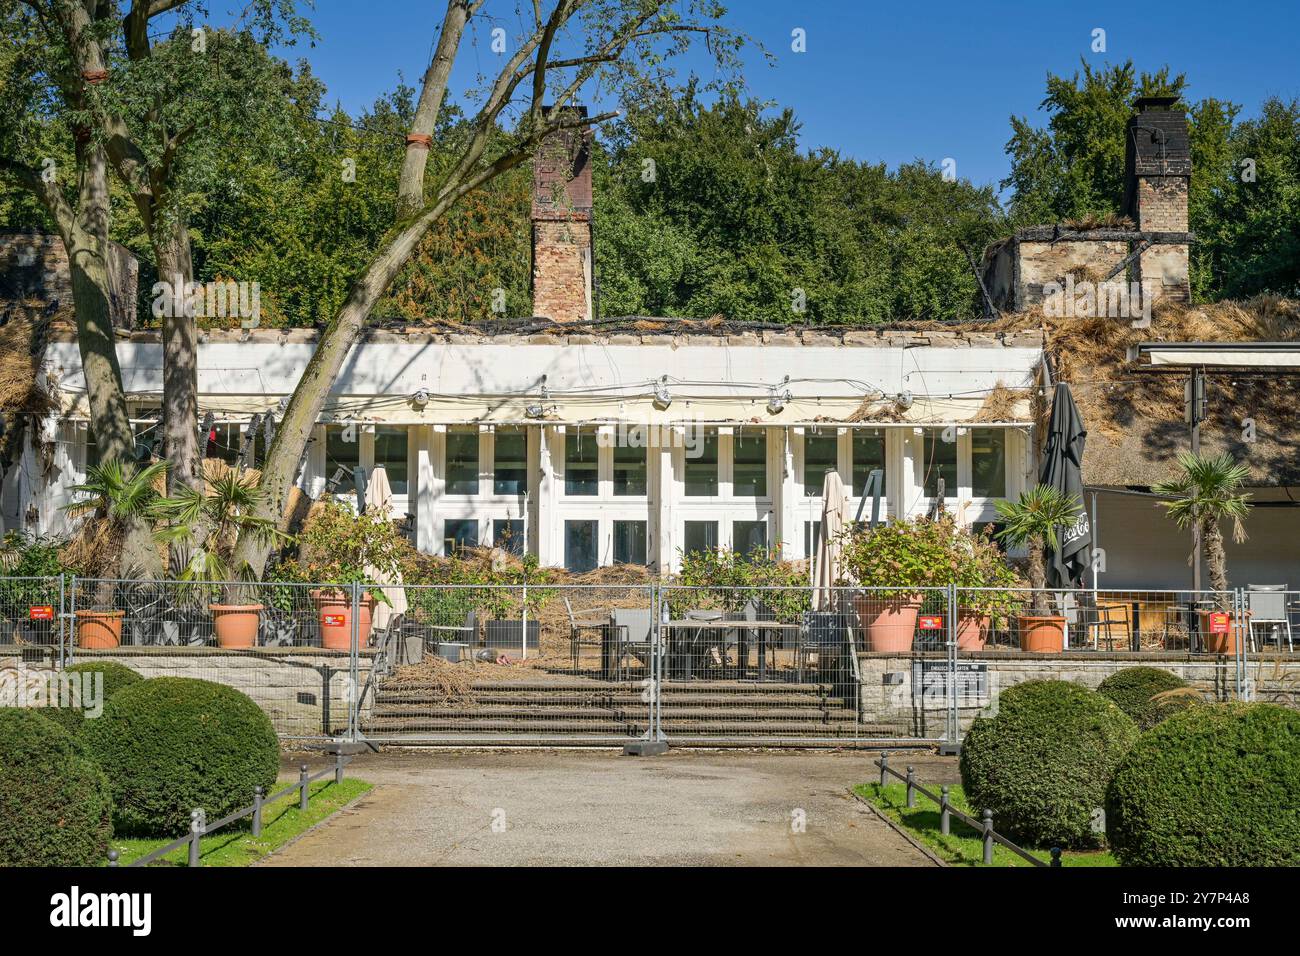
[956,611,990,651]
[1197,611,1237,655]
[1018,615,1065,653]
[853,593,923,652]
[309,589,377,650]
[209,604,263,649]
[74,609,124,649]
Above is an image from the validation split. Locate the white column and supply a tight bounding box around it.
[654,428,677,572]
[415,425,437,554]
[534,426,557,566]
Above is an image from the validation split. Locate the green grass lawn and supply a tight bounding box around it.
[854,781,1118,868]
[109,777,372,867]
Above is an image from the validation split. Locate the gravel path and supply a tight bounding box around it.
[264,748,945,867]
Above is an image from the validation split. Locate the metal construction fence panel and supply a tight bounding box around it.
[1,576,1286,747]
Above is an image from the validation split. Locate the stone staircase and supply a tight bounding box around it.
[362,676,901,745]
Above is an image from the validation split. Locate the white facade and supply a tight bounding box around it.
[11,330,1044,572]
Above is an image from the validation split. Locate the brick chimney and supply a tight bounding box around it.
[531,107,593,323]
[1124,95,1191,303]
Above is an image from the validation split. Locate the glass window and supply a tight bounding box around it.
[565,432,598,496]
[444,518,478,554]
[493,427,527,495]
[325,424,361,488]
[733,431,767,497]
[852,428,886,498]
[445,428,479,495]
[493,518,525,556]
[683,520,719,555]
[613,441,647,496]
[374,426,409,495]
[84,424,99,470]
[971,428,1007,498]
[804,520,822,557]
[613,520,647,565]
[684,429,719,496]
[803,430,838,496]
[564,519,598,572]
[923,429,958,499]
[733,520,768,558]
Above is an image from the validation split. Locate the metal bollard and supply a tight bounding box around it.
[299,764,310,811]
[252,786,265,837]
[905,766,916,809]
[940,786,950,836]
[335,752,345,786]
[981,809,994,865]
[879,752,888,788]
[188,809,204,868]
[1051,846,1062,868]
[107,849,119,868]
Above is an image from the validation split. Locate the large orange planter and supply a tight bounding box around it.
[854,593,923,652]
[1197,611,1237,654]
[309,589,376,650]
[956,612,990,651]
[209,604,263,648]
[74,609,124,649]
[1018,615,1065,653]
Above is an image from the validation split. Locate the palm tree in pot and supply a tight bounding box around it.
[1153,452,1251,651]
[994,485,1082,652]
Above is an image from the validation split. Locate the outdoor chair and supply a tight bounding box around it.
[1246,584,1294,652]
[565,597,610,672]
[741,599,779,676]
[611,607,655,681]
[1071,594,1131,651]
[798,610,847,684]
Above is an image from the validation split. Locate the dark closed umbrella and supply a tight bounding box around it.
[1039,383,1092,588]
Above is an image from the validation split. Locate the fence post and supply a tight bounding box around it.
[335,751,345,785]
[981,809,994,865]
[67,574,77,665]
[299,763,310,811]
[251,786,264,837]
[188,809,204,868]
[1050,846,1062,868]
[58,574,66,670]
[350,581,360,742]
[947,584,958,746]
[905,766,916,809]
[940,786,950,836]
[879,751,889,788]
[521,576,529,662]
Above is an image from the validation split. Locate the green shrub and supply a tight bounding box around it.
[1097,667,1193,730]
[959,680,1139,849]
[81,677,279,836]
[0,709,113,865]
[1106,703,1300,866]
[65,661,143,701]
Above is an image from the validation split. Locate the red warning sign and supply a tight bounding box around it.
[29,605,54,621]
[918,615,944,630]
[1208,612,1231,634]
[322,614,346,627]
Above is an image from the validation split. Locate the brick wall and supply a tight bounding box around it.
[1135,178,1190,303]
[0,233,137,328]
[1016,239,1129,308]
[532,218,591,323]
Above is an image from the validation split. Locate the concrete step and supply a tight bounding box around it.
[372,703,857,722]
[375,689,849,708]
[363,716,878,737]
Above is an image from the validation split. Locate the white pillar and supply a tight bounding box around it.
[415,425,437,554]
[534,425,557,566]
[778,426,797,559]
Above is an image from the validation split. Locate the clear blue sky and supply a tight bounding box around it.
[249,0,1300,193]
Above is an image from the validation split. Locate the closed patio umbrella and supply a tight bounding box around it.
[1040,383,1092,588]
[814,471,851,610]
[363,466,408,632]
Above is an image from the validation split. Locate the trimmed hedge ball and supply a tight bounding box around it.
[81,677,279,836]
[1106,703,1300,866]
[1097,667,1194,730]
[65,661,143,701]
[959,680,1139,849]
[0,709,113,866]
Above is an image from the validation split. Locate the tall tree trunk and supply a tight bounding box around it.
[67,146,162,578]
[1027,533,1051,614]
[1202,515,1229,604]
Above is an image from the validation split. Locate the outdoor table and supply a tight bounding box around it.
[662,619,802,680]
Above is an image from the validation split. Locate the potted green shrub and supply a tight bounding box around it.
[62,460,169,649]
[994,485,1083,653]
[954,529,1023,651]
[0,533,71,645]
[1152,452,1251,654]
[152,468,292,648]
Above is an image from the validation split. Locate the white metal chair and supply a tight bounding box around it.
[1246,585,1293,652]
